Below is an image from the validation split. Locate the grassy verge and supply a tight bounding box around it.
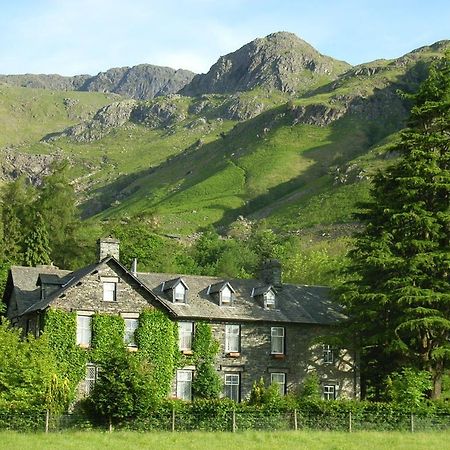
[0,430,447,450]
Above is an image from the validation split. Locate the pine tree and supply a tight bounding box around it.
[23,212,52,267]
[36,163,81,268]
[341,53,450,399]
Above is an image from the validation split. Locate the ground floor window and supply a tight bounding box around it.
[224,373,240,402]
[85,363,98,396]
[176,370,193,401]
[323,384,336,400]
[271,372,286,396]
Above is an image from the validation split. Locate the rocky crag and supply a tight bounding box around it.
[0,64,195,100]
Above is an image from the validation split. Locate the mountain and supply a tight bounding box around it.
[180,32,351,96]
[1,34,449,241]
[0,64,195,100]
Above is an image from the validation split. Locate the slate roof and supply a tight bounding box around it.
[6,260,346,325]
[8,265,71,316]
[136,272,345,325]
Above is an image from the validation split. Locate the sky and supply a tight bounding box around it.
[1,0,449,76]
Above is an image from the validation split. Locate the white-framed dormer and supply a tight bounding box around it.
[161,277,189,304]
[251,285,277,310]
[207,281,236,306]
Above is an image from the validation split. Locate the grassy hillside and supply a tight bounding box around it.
[0,85,117,147]
[1,41,447,245]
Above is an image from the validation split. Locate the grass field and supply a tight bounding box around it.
[0,430,447,450]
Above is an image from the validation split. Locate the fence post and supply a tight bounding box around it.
[348,411,352,433]
[294,409,298,431]
[45,410,49,433]
[172,405,176,432]
[232,409,236,433]
[410,413,414,433]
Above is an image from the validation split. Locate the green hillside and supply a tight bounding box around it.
[1,37,448,245]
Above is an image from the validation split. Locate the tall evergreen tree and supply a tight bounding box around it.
[36,163,81,268]
[23,212,52,267]
[341,53,450,399]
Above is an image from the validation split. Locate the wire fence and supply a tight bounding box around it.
[1,409,450,433]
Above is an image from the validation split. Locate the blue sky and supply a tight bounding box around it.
[1,0,449,76]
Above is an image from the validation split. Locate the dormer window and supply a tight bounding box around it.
[174,283,186,303]
[251,285,277,310]
[162,278,189,304]
[264,290,276,309]
[221,286,232,304]
[207,282,235,306]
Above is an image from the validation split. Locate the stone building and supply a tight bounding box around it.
[3,238,359,402]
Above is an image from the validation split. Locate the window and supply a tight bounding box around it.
[103,282,116,301]
[323,384,336,400]
[224,373,240,402]
[271,373,286,396]
[174,283,186,303]
[323,344,334,363]
[76,315,92,347]
[179,322,193,351]
[124,318,138,347]
[264,290,276,309]
[221,286,232,305]
[85,363,98,396]
[271,327,285,354]
[225,324,240,353]
[176,370,192,401]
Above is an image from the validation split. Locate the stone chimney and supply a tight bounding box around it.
[97,237,120,261]
[259,259,282,289]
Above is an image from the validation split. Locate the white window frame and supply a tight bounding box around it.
[179,322,194,351]
[271,372,286,396]
[224,373,240,402]
[221,286,232,305]
[76,315,92,347]
[264,290,276,309]
[124,318,139,347]
[271,326,285,354]
[103,281,116,302]
[176,370,193,401]
[225,324,240,353]
[174,283,186,303]
[323,384,336,400]
[323,344,334,363]
[85,363,98,396]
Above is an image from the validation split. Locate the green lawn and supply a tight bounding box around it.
[0,431,447,450]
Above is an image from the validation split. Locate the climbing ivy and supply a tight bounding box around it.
[91,314,125,362]
[191,322,222,399]
[135,309,178,401]
[42,309,87,400]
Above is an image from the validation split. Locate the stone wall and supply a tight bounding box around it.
[51,261,154,314]
[211,322,358,400]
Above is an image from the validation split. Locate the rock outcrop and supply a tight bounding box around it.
[1,64,195,100]
[180,32,351,96]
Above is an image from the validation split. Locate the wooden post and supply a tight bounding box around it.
[348,411,352,433]
[109,417,113,433]
[232,409,236,433]
[410,413,414,433]
[172,405,176,432]
[45,410,49,433]
[294,409,298,431]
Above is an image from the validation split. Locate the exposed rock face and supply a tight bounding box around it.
[80,65,195,99]
[0,65,195,100]
[0,148,63,184]
[43,100,137,143]
[131,95,187,128]
[180,32,351,96]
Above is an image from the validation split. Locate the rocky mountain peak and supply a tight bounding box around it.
[180,31,351,96]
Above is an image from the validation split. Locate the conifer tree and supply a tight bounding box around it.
[23,212,52,267]
[341,53,450,399]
